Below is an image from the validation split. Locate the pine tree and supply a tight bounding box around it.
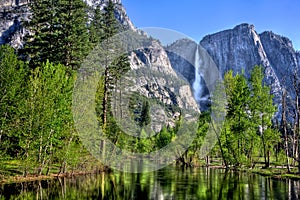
[140,100,151,127]
[22,0,60,67]
[57,0,90,69]
[102,0,119,39]
[89,5,104,47]
[100,0,129,127]
[22,0,89,69]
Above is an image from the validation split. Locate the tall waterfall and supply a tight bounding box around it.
[192,46,203,102]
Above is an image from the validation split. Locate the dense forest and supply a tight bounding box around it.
[1,0,300,182]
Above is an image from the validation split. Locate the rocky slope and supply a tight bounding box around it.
[199,23,299,105]
[1,1,299,114]
[166,24,299,108]
[129,39,198,109]
[0,0,200,129]
[0,1,30,48]
[0,0,134,48]
[199,24,283,102]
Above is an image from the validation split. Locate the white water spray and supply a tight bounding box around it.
[193,46,203,102]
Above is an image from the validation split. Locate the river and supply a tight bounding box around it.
[1,166,300,199]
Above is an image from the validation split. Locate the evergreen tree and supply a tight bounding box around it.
[89,5,104,46]
[102,0,119,39]
[140,100,151,127]
[22,0,60,67]
[57,0,90,69]
[22,0,89,69]
[99,0,130,127]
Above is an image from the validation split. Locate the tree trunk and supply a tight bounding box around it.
[282,89,291,173]
[101,64,110,160]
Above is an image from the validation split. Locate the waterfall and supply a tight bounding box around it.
[192,46,203,102]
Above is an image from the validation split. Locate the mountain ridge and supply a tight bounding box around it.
[0,1,298,113]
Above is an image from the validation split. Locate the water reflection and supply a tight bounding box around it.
[1,166,300,199]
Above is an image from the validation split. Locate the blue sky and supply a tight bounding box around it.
[122,0,300,50]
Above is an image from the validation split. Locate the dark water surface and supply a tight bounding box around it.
[1,166,300,199]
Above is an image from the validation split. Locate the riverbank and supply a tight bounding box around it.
[0,169,108,185]
[194,158,300,180]
[248,167,300,180]
[2,160,300,184]
[0,159,107,184]
[209,163,300,180]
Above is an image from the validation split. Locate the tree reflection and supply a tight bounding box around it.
[0,167,299,199]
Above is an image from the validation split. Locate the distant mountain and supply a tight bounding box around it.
[166,24,299,111]
[1,1,299,113]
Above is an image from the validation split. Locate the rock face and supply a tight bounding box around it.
[259,31,299,89]
[0,0,134,48]
[129,40,199,111]
[0,1,30,48]
[126,39,200,131]
[165,39,198,85]
[199,23,300,105]
[166,24,299,108]
[85,0,135,30]
[200,24,281,96]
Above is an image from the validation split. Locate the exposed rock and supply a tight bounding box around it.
[0,3,30,48]
[0,0,135,49]
[165,39,197,85]
[260,31,299,91]
[165,23,299,116]
[84,0,135,30]
[199,24,282,103]
[129,39,199,112]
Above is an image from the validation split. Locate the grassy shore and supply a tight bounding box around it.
[2,158,300,184]
[0,159,106,184]
[198,157,300,180]
[248,167,300,180]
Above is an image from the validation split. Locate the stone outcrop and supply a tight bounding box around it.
[1,0,299,116]
[129,39,199,111]
[0,0,134,48]
[0,2,30,48]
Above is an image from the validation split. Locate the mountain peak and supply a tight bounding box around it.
[260,31,294,49]
[233,23,255,31]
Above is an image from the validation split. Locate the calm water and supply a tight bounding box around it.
[1,166,300,200]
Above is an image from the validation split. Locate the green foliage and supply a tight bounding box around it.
[102,0,119,39]
[187,112,210,158]
[223,70,252,166]
[155,126,173,149]
[249,65,279,167]
[140,100,151,127]
[215,66,279,168]
[57,0,90,69]
[22,0,89,69]
[19,61,76,174]
[0,45,28,162]
[89,5,104,46]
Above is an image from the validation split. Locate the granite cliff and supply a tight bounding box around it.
[0,0,134,48]
[166,24,299,110]
[1,1,299,113]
